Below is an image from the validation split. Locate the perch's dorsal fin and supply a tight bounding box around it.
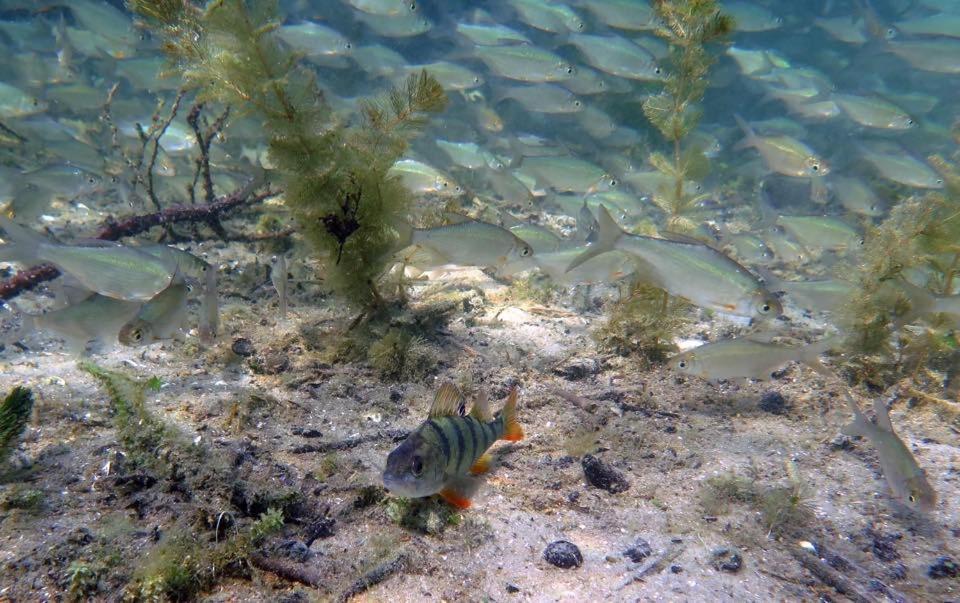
[469,391,494,422]
[429,382,465,418]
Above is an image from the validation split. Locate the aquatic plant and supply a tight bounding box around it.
[593,282,689,365]
[383,496,460,535]
[841,149,960,390]
[0,386,32,466]
[643,0,733,232]
[128,507,284,601]
[368,328,436,382]
[130,0,447,309]
[78,363,177,472]
[700,461,813,536]
[66,561,100,602]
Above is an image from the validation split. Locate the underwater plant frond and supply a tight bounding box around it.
[132,1,447,309]
[0,386,32,466]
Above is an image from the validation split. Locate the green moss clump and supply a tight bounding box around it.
[0,386,32,466]
[643,0,733,232]
[507,273,557,305]
[78,363,175,472]
[0,485,43,511]
[593,282,689,365]
[367,328,437,382]
[384,496,460,535]
[131,1,447,309]
[127,507,284,601]
[66,561,100,601]
[700,463,813,536]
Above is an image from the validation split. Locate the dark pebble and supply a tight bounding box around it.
[553,357,601,380]
[303,517,335,545]
[231,337,255,357]
[864,527,901,562]
[830,434,854,451]
[273,539,312,563]
[623,538,652,563]
[928,556,958,579]
[291,427,323,438]
[582,454,630,494]
[758,391,789,415]
[711,547,743,573]
[670,565,683,574]
[505,584,520,594]
[543,540,583,569]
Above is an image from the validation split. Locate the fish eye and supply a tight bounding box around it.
[130,329,143,342]
[908,494,917,503]
[520,245,532,257]
[761,303,772,314]
[609,178,618,187]
[410,455,424,477]
[936,178,944,185]
[409,1,416,10]
[811,164,819,172]
[573,100,582,107]
[654,67,662,75]
[906,118,914,126]
[473,76,481,83]
[678,360,687,369]
[345,42,352,49]
[566,66,575,74]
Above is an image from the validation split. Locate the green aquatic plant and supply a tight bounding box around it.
[66,561,100,602]
[128,507,284,601]
[593,282,689,366]
[368,328,437,382]
[78,362,176,471]
[0,386,32,466]
[842,151,960,389]
[643,0,733,232]
[130,0,447,309]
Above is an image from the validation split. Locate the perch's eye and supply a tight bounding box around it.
[761,303,771,314]
[520,246,532,257]
[811,164,819,172]
[678,361,687,369]
[410,456,424,477]
[131,330,143,342]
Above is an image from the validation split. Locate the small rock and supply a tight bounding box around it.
[544,540,583,569]
[670,565,683,574]
[553,357,601,380]
[505,584,520,594]
[758,391,789,415]
[864,527,901,562]
[623,538,652,563]
[231,337,255,357]
[928,556,958,579]
[711,547,743,573]
[273,539,312,563]
[291,427,323,438]
[830,434,854,451]
[582,454,630,494]
[303,517,335,545]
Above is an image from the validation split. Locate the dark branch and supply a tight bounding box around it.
[0,183,275,301]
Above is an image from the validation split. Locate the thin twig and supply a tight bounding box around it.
[0,182,274,301]
[337,553,407,603]
[289,428,409,454]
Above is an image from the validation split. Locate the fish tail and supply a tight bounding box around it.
[0,216,46,264]
[732,114,757,150]
[0,301,35,346]
[565,204,622,273]
[798,335,842,377]
[840,389,870,437]
[499,386,523,442]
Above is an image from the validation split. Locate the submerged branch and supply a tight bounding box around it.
[0,181,274,301]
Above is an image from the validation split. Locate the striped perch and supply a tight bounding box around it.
[383,382,523,509]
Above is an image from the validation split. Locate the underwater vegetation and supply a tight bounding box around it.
[131,0,447,310]
[643,0,733,232]
[0,386,32,468]
[593,281,689,365]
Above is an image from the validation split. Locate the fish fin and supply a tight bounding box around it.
[872,397,894,432]
[732,114,757,150]
[0,216,46,263]
[841,390,870,437]
[499,211,522,229]
[565,205,622,273]
[797,336,843,377]
[400,245,447,268]
[429,382,466,418]
[469,453,494,475]
[438,475,480,509]
[469,391,494,422]
[499,386,524,442]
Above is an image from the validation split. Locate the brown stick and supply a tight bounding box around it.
[249,554,324,588]
[0,184,275,301]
